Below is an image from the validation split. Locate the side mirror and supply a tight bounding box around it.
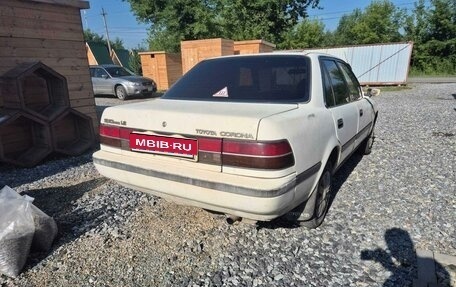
[101,74,108,79]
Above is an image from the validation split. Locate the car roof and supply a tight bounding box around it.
[89,64,122,68]
[199,51,344,62]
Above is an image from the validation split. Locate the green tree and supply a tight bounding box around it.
[333,9,363,45]
[125,0,319,51]
[407,0,456,74]
[218,0,320,44]
[126,0,221,52]
[129,45,146,75]
[332,0,404,45]
[83,29,104,42]
[111,38,125,50]
[427,0,456,42]
[403,0,427,43]
[148,24,184,52]
[83,29,125,50]
[280,19,326,49]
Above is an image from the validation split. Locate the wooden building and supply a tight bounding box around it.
[181,38,234,74]
[139,51,182,90]
[0,0,96,166]
[234,40,276,55]
[0,0,97,132]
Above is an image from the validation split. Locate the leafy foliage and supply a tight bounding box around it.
[279,19,326,49]
[125,0,319,52]
[218,0,320,44]
[129,45,147,75]
[83,29,125,50]
[405,0,456,74]
[331,1,405,45]
[83,29,104,43]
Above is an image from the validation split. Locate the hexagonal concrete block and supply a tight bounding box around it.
[0,62,69,121]
[0,110,52,167]
[50,108,95,156]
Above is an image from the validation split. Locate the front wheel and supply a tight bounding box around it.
[115,85,128,100]
[299,162,333,229]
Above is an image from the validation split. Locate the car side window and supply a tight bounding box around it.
[338,63,363,101]
[95,68,108,78]
[321,60,350,106]
[89,68,95,77]
[321,64,336,108]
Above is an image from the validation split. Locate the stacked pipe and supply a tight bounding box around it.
[0,62,95,167]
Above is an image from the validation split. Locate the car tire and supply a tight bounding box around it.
[115,85,128,100]
[299,162,333,229]
[358,123,375,155]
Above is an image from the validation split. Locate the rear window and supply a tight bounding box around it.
[163,55,311,103]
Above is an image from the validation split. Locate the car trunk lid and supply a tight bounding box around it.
[102,99,297,139]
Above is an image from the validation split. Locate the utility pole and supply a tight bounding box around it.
[101,8,112,56]
[83,10,88,28]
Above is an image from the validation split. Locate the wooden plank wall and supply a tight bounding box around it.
[86,44,98,66]
[0,0,98,133]
[181,38,234,74]
[140,52,182,90]
[165,53,182,89]
[234,40,276,55]
[140,52,165,90]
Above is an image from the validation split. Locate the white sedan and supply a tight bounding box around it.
[93,52,378,228]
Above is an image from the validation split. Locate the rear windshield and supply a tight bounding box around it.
[163,55,311,103]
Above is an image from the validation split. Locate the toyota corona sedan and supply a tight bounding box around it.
[93,53,378,228]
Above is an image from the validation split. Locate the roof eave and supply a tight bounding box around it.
[27,0,90,9]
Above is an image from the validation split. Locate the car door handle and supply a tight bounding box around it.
[337,118,344,129]
[359,109,363,117]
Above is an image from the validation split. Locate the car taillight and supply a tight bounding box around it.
[221,139,294,170]
[198,138,222,165]
[99,124,131,148]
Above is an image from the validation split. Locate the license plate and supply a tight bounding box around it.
[129,133,198,158]
[147,87,153,91]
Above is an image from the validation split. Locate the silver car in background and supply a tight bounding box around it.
[89,64,157,100]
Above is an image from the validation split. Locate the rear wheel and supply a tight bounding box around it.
[299,162,333,229]
[115,85,128,100]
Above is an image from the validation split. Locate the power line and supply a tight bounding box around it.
[309,1,422,23]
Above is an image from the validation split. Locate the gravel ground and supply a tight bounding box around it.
[0,84,455,287]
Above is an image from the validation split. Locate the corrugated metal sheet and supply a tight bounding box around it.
[87,42,113,65]
[299,42,413,85]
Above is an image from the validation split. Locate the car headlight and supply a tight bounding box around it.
[129,82,141,86]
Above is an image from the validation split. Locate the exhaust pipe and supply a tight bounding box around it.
[226,215,241,225]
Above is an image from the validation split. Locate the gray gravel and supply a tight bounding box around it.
[0,83,455,286]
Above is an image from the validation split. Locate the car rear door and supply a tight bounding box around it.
[320,58,358,162]
[337,62,373,146]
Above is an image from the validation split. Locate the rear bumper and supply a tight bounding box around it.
[93,150,319,221]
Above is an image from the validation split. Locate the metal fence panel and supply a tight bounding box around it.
[298,42,413,85]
